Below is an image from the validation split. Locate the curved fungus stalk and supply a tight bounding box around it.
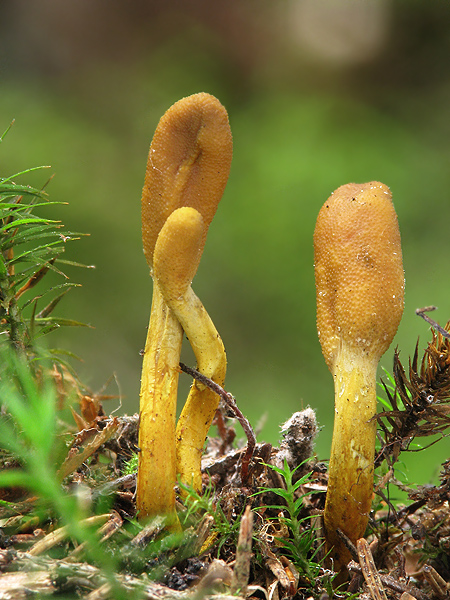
[153,207,227,492]
[137,93,232,523]
[313,182,404,571]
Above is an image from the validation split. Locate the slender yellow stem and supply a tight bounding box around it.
[137,94,232,526]
[324,345,377,570]
[152,207,227,492]
[136,282,183,527]
[314,182,405,573]
[172,288,227,491]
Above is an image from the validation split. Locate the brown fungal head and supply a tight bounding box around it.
[153,207,206,302]
[141,92,233,268]
[314,181,404,372]
[314,181,405,572]
[137,93,231,519]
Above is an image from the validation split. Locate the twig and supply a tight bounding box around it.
[29,514,111,556]
[336,528,358,561]
[130,515,167,547]
[179,363,256,483]
[348,561,429,600]
[67,511,123,560]
[421,564,450,599]
[415,306,450,340]
[386,498,427,524]
[57,418,121,480]
[357,538,388,600]
[0,549,194,600]
[91,474,136,500]
[231,506,253,595]
[192,514,215,555]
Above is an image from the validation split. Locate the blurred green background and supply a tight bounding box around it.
[1,0,449,492]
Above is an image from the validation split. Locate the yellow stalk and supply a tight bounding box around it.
[137,93,231,522]
[174,287,227,491]
[324,346,377,569]
[153,207,227,492]
[136,282,183,526]
[314,181,404,573]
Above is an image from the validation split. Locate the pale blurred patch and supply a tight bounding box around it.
[287,0,391,66]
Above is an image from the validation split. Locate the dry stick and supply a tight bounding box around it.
[336,528,358,562]
[0,550,189,600]
[179,363,256,484]
[422,564,450,598]
[192,515,215,555]
[348,562,429,600]
[356,538,388,600]
[29,514,111,556]
[415,305,450,340]
[67,511,123,560]
[57,419,120,480]
[131,516,167,547]
[91,474,136,500]
[231,506,254,596]
[386,498,427,524]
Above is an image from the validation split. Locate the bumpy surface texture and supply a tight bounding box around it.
[141,93,233,268]
[314,181,405,371]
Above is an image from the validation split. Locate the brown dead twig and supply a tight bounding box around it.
[28,513,120,557]
[0,549,244,600]
[356,538,388,600]
[179,363,256,484]
[416,306,450,341]
[421,564,450,599]
[230,505,254,596]
[348,538,430,600]
[57,418,121,480]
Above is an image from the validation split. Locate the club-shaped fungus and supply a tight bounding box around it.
[153,207,226,492]
[136,93,232,524]
[314,182,404,571]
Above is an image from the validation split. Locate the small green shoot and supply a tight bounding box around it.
[0,162,90,354]
[122,452,139,476]
[254,460,322,580]
[0,345,128,598]
[179,479,242,555]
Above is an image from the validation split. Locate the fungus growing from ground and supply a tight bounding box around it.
[136,93,232,523]
[313,182,404,571]
[153,207,226,492]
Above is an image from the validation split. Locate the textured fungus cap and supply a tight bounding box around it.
[141,93,233,268]
[314,181,405,371]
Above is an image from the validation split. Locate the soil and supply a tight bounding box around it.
[0,400,449,600]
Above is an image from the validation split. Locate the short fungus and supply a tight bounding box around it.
[136,93,232,523]
[313,182,404,571]
[153,207,227,492]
